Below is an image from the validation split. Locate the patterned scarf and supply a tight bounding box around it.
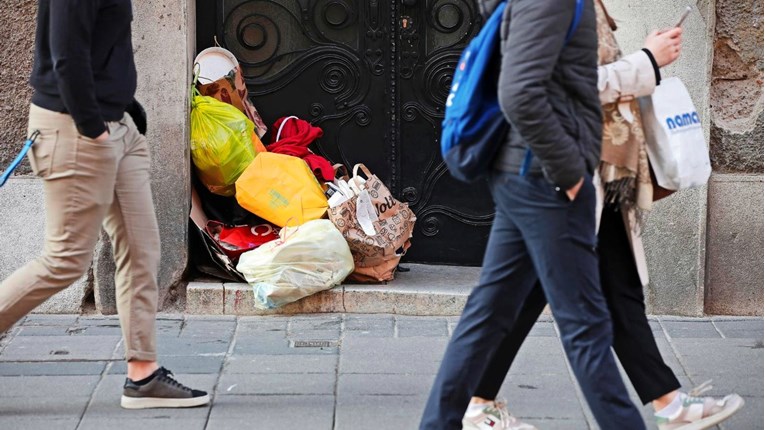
[596,0,653,214]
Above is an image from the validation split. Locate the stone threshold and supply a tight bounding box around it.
[186,264,479,316]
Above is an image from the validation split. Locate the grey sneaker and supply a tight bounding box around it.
[462,399,537,430]
[121,367,210,409]
[656,381,745,430]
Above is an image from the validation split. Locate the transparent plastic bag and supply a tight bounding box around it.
[236,219,354,309]
[190,93,259,196]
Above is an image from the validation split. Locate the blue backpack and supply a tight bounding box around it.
[440,0,584,183]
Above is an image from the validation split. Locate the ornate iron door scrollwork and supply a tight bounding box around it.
[197,0,493,265]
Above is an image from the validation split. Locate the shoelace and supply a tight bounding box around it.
[492,399,514,428]
[157,367,192,392]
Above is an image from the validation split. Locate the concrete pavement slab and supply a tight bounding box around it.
[78,417,207,430]
[498,373,587,422]
[22,314,78,326]
[0,417,80,430]
[671,338,764,397]
[0,361,107,376]
[0,375,100,398]
[339,337,448,374]
[712,319,764,339]
[207,395,334,429]
[223,354,338,374]
[338,373,435,396]
[0,395,91,417]
[0,335,120,361]
[396,316,449,337]
[334,394,427,430]
[217,372,336,396]
[233,333,338,356]
[661,320,723,338]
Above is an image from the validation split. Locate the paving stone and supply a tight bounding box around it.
[712,320,764,339]
[234,333,338,355]
[661,320,722,338]
[335,394,427,430]
[0,335,120,361]
[672,338,763,397]
[207,395,334,429]
[0,417,79,430]
[396,317,448,337]
[0,375,100,398]
[217,372,335,395]
[237,316,289,332]
[343,315,395,337]
[0,361,107,376]
[287,329,341,341]
[339,337,448,374]
[83,374,215,418]
[15,325,71,336]
[289,315,343,331]
[344,315,395,331]
[78,417,206,430]
[338,373,434,396]
[67,326,124,336]
[507,337,569,376]
[109,355,224,375]
[521,419,592,430]
[0,395,91,417]
[224,354,337,374]
[179,319,236,338]
[528,321,558,337]
[22,314,79,326]
[498,373,587,421]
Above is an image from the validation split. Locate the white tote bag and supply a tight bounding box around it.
[639,77,711,190]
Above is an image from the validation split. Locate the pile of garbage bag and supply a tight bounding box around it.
[189,47,416,309]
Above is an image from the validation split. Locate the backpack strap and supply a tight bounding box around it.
[520,0,585,177]
[0,130,40,188]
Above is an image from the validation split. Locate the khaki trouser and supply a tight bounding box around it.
[0,104,159,361]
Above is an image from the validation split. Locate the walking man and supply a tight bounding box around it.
[420,0,645,428]
[0,0,209,409]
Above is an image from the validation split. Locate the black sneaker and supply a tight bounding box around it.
[121,367,210,409]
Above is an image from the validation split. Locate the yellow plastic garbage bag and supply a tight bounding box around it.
[190,94,261,196]
[235,152,329,227]
[236,219,354,309]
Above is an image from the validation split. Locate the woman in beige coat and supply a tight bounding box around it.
[460,2,744,430]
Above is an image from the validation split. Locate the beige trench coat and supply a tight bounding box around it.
[596,47,658,287]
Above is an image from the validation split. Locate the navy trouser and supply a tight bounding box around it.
[473,206,681,405]
[419,172,644,430]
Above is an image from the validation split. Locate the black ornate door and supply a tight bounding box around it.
[197,0,493,265]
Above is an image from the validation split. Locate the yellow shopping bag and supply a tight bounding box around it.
[235,152,329,227]
[190,94,262,196]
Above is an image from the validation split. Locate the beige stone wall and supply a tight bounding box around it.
[710,0,764,173]
[705,0,764,315]
[0,0,36,175]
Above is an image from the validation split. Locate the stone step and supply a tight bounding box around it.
[186,264,479,316]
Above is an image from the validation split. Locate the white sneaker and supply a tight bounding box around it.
[655,381,745,430]
[462,399,537,430]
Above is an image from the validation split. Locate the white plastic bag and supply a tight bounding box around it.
[236,219,354,309]
[639,77,711,190]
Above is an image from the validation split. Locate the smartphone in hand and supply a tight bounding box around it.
[675,6,691,27]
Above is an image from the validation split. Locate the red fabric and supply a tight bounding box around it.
[268,117,335,181]
[205,221,280,261]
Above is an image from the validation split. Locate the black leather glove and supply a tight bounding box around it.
[126,99,147,135]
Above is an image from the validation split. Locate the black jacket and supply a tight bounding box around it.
[480,0,602,189]
[30,0,137,139]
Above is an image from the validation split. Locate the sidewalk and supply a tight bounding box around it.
[0,314,761,430]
